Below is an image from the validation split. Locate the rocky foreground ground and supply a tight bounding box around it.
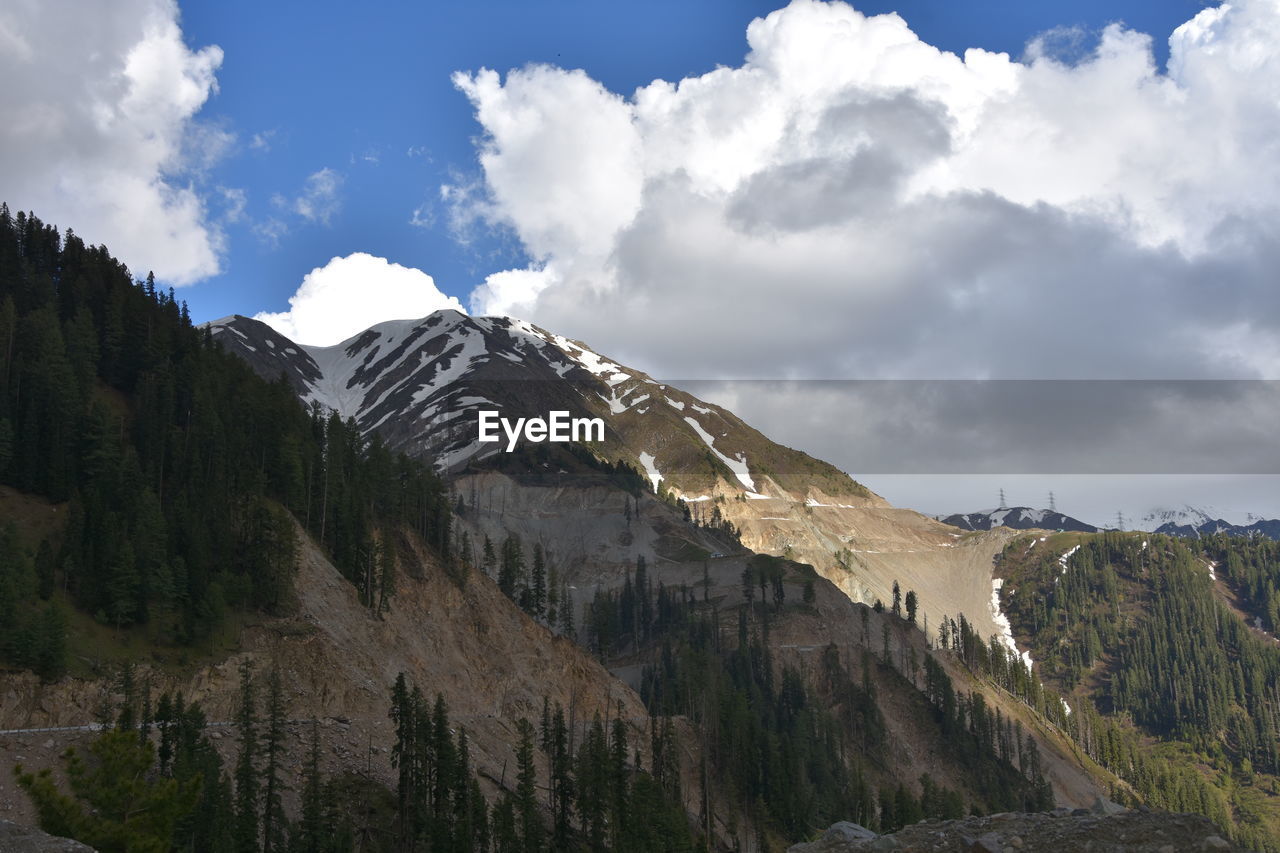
[790,799,1240,853]
[0,820,94,852]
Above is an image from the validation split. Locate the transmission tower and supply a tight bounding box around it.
[1048,491,1057,513]
[1115,510,1125,531]
[999,488,1007,509]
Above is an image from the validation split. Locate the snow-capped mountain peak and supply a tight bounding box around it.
[1141,504,1280,539]
[1140,505,1219,529]
[205,310,866,501]
[940,506,1097,533]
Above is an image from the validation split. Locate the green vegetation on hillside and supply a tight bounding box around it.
[992,532,1280,851]
[576,556,1051,845]
[388,674,694,853]
[0,206,452,678]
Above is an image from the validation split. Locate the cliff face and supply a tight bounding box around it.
[452,469,1027,697]
[0,519,650,829]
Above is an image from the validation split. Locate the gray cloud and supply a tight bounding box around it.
[444,1,1280,516]
[454,0,1280,382]
[679,380,1280,476]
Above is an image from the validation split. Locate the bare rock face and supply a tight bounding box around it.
[821,822,878,843]
[790,809,1242,853]
[0,821,96,852]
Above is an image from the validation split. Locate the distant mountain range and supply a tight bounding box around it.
[1142,505,1280,539]
[942,503,1280,540]
[940,506,1099,533]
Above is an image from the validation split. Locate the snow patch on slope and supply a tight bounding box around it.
[302,318,425,418]
[991,579,1034,669]
[638,451,662,492]
[548,333,630,385]
[407,326,492,407]
[1058,544,1081,578]
[806,497,859,509]
[682,416,755,491]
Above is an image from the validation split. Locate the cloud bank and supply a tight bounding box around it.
[0,0,225,284]
[255,253,465,346]
[453,0,1280,380]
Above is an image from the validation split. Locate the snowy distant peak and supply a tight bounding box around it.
[1142,504,1280,540]
[1141,505,1218,529]
[941,506,1098,533]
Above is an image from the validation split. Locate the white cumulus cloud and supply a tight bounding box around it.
[453,0,1280,380]
[255,253,466,346]
[0,0,225,285]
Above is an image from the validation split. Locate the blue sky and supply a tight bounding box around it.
[171,0,1210,326]
[9,0,1280,521]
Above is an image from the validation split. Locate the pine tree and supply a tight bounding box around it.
[15,729,200,852]
[453,727,475,852]
[377,535,396,614]
[261,664,288,853]
[530,543,547,620]
[609,711,631,847]
[482,536,496,579]
[498,535,523,600]
[559,585,576,639]
[635,555,652,640]
[549,703,572,850]
[295,720,325,853]
[515,718,542,852]
[233,660,259,853]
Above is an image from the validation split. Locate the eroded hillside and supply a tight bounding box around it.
[0,520,649,830]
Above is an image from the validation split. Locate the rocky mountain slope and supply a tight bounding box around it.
[0,519,649,832]
[208,312,860,495]
[211,311,1023,652]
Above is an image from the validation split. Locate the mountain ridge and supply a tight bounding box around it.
[1141,504,1280,539]
[940,506,1099,534]
[207,311,870,499]
[209,311,1021,651]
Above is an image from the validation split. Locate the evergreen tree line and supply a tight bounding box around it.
[937,569,1270,848]
[479,533,574,633]
[972,533,1280,851]
[388,673,694,853]
[0,523,66,679]
[572,553,1051,843]
[1204,533,1280,636]
[680,499,742,547]
[0,206,452,676]
[997,534,1280,777]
